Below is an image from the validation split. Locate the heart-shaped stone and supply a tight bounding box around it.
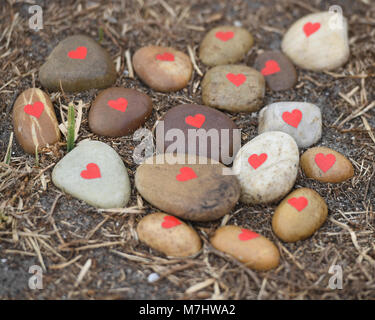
[287,196,308,211]
[226,73,246,87]
[282,109,302,128]
[185,113,206,128]
[215,31,234,41]
[176,167,197,182]
[68,46,87,59]
[303,22,321,37]
[107,97,128,112]
[261,60,281,76]
[238,228,259,241]
[156,52,175,61]
[80,163,101,180]
[314,153,336,173]
[23,101,44,119]
[161,215,182,229]
[248,153,267,170]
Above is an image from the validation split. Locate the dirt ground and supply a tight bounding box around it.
[0,0,374,300]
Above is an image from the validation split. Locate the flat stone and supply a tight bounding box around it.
[210,225,280,271]
[300,146,354,183]
[39,35,116,92]
[133,46,192,92]
[199,26,254,66]
[135,153,241,221]
[13,88,60,154]
[233,131,299,204]
[137,212,202,257]
[272,188,328,242]
[155,104,239,164]
[52,140,131,208]
[258,102,322,148]
[281,12,349,71]
[202,65,265,112]
[254,51,297,91]
[88,87,152,137]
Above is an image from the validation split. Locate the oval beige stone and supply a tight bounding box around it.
[133,46,192,92]
[210,225,280,271]
[202,65,265,112]
[199,26,254,66]
[13,88,60,154]
[137,212,201,257]
[272,188,328,242]
[300,147,354,183]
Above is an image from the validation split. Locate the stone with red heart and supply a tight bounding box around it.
[184,113,206,128]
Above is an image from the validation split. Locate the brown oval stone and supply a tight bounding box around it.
[199,26,254,66]
[272,188,328,242]
[300,147,354,183]
[13,88,60,154]
[210,225,280,271]
[88,87,152,137]
[135,154,241,221]
[202,65,265,112]
[137,212,201,257]
[155,104,238,164]
[254,51,297,91]
[133,46,192,92]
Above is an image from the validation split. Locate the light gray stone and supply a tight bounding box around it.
[52,140,131,208]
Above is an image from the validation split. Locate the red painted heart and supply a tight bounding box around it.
[226,73,246,87]
[287,196,308,212]
[68,46,87,59]
[185,114,206,128]
[282,109,302,128]
[156,52,174,61]
[248,153,267,170]
[80,163,101,179]
[24,101,44,119]
[261,60,281,76]
[215,31,234,41]
[315,153,336,173]
[176,167,197,182]
[238,228,259,241]
[303,22,321,37]
[161,215,182,229]
[107,97,128,112]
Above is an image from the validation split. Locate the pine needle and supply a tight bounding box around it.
[67,103,75,152]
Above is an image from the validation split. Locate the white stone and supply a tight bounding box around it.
[281,11,349,71]
[52,140,131,208]
[258,102,322,148]
[147,273,160,283]
[232,131,299,204]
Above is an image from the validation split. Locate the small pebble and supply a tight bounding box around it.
[300,146,354,183]
[133,46,192,92]
[272,188,328,242]
[147,273,160,283]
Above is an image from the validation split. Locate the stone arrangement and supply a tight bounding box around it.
[11,11,355,272]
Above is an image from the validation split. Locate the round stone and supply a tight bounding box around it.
[155,104,239,164]
[300,146,354,183]
[137,212,202,257]
[272,188,328,242]
[133,46,192,92]
[210,225,280,271]
[202,65,265,112]
[258,101,322,148]
[39,35,116,92]
[233,131,299,204]
[13,88,60,154]
[254,51,297,91]
[281,11,349,71]
[52,140,131,208]
[199,26,254,66]
[88,87,152,137]
[135,153,241,221]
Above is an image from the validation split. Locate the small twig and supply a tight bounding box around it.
[125,49,134,78]
[187,45,203,77]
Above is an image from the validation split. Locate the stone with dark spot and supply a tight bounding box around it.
[88,87,152,137]
[135,154,241,221]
